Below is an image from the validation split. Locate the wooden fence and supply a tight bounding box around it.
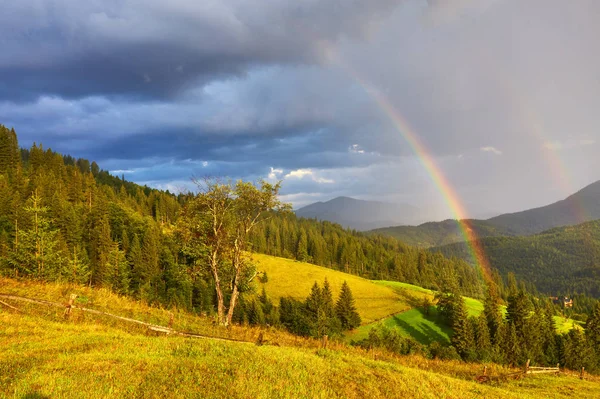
[477,359,560,383]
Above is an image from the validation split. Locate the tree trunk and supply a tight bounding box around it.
[211,252,226,325]
[226,285,239,327]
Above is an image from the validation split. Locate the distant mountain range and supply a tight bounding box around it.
[294,196,422,231]
[370,180,600,247]
[433,219,600,297]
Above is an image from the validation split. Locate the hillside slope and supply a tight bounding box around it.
[434,220,600,296]
[370,219,513,248]
[253,255,579,345]
[487,180,600,235]
[254,254,408,324]
[2,279,598,399]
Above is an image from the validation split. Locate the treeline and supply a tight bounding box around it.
[234,280,361,338]
[360,272,600,372]
[0,126,482,317]
[0,125,200,310]
[249,214,483,298]
[434,220,600,297]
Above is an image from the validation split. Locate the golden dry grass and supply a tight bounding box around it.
[253,254,411,324]
[1,277,599,399]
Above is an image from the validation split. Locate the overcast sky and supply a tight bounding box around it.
[2,0,599,219]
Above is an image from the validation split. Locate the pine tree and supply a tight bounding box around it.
[8,191,65,280]
[296,229,309,262]
[106,242,130,295]
[586,302,600,353]
[128,234,144,294]
[450,295,474,360]
[248,298,266,326]
[62,245,90,284]
[474,312,492,360]
[541,301,558,365]
[506,289,531,346]
[483,281,504,344]
[502,322,521,366]
[562,328,594,372]
[335,281,361,330]
[305,281,322,321]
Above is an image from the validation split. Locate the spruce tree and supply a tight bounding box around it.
[335,281,361,330]
[450,295,474,360]
[541,301,558,365]
[483,281,503,345]
[128,234,144,294]
[586,302,600,353]
[474,312,492,360]
[506,289,531,347]
[296,229,309,262]
[106,242,130,295]
[305,281,322,320]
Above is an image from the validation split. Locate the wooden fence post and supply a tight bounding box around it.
[322,335,328,349]
[580,367,585,380]
[524,359,530,375]
[63,294,77,319]
[483,366,487,376]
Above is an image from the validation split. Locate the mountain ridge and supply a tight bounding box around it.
[295,196,422,230]
[371,179,600,247]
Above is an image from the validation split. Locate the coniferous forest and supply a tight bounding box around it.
[3,124,600,373]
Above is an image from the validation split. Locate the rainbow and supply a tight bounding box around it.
[325,50,494,282]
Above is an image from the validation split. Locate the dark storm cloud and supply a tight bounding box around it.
[0,0,402,100]
[2,0,600,217]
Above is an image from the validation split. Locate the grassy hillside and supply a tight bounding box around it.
[2,278,599,399]
[345,281,484,344]
[346,280,578,344]
[252,255,580,345]
[434,220,600,296]
[253,254,411,324]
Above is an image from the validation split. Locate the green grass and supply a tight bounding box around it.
[346,307,454,344]
[350,280,575,345]
[554,316,585,334]
[2,287,600,399]
[374,280,484,317]
[250,256,581,346]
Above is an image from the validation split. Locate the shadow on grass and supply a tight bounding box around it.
[21,393,50,399]
[388,307,452,345]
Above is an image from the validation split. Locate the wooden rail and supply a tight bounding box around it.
[0,293,254,344]
[477,359,560,384]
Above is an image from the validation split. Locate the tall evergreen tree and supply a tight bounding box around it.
[474,312,492,360]
[8,191,64,280]
[483,281,503,345]
[586,302,600,353]
[450,295,474,360]
[335,281,361,330]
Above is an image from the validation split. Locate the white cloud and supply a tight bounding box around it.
[268,167,283,180]
[349,144,365,154]
[284,168,335,184]
[480,146,502,155]
[110,169,135,174]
